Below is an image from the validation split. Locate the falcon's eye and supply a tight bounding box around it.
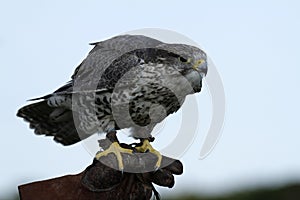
[179,57,188,62]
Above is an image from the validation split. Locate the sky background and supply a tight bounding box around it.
[1,0,300,199]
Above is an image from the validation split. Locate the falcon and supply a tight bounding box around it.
[17,34,208,170]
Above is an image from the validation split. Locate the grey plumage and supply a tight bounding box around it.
[17,34,207,145]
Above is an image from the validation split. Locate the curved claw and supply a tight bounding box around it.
[135,139,162,170]
[95,142,133,171]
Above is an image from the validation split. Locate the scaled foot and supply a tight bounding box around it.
[95,131,133,171]
[135,138,162,170]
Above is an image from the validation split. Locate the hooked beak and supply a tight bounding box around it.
[192,59,208,78]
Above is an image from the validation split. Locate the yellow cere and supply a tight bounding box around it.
[192,59,204,71]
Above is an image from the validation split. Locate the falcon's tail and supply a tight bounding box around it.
[17,100,81,145]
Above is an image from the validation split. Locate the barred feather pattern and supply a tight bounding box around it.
[17,34,207,145]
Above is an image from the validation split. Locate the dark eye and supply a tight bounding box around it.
[179,57,188,62]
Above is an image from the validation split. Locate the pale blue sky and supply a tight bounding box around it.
[1,0,300,199]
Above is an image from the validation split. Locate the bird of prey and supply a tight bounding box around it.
[17,34,208,170]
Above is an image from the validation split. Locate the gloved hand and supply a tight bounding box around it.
[81,133,183,200]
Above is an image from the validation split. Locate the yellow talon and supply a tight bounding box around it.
[95,142,133,171]
[135,139,162,170]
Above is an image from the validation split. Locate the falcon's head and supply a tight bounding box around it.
[157,43,208,92]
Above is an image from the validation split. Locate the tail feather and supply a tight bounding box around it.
[17,100,82,145]
[27,94,52,101]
